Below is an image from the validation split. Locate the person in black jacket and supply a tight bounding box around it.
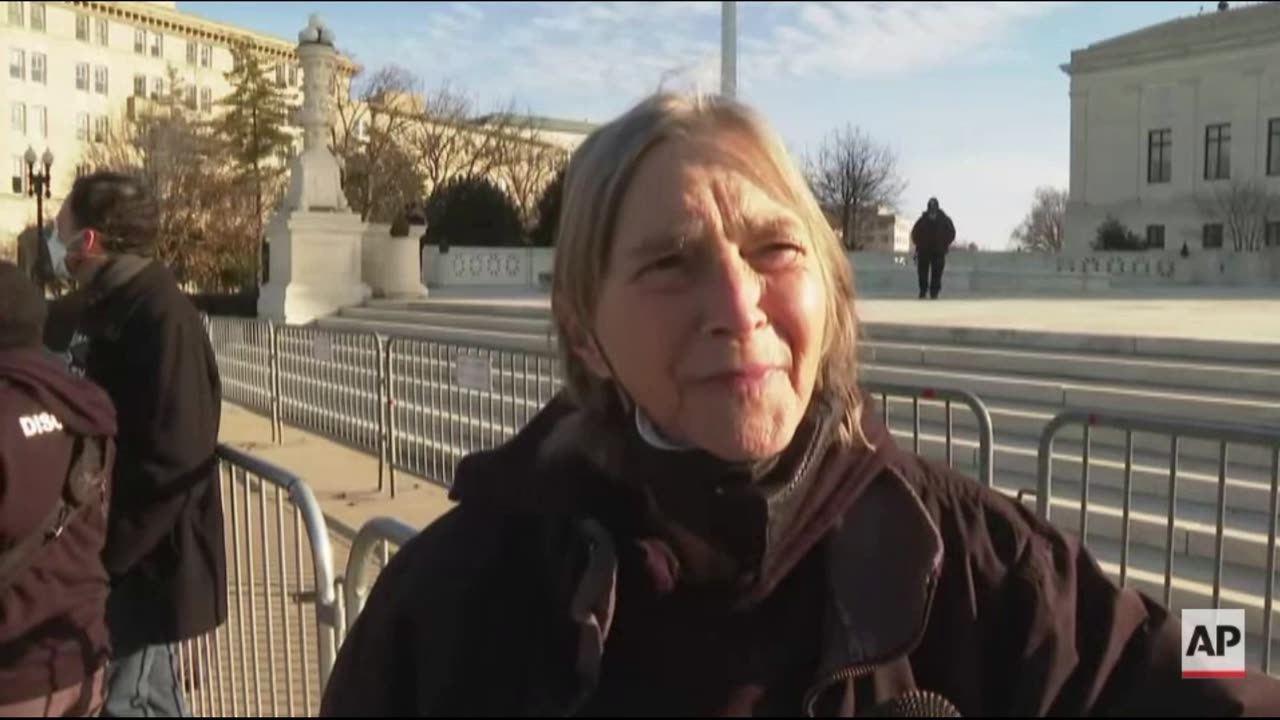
[47,173,225,717]
[0,262,116,717]
[910,197,956,299]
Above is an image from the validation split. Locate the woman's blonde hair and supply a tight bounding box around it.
[551,93,866,448]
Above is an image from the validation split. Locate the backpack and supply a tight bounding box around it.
[0,435,112,590]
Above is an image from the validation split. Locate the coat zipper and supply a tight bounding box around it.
[803,661,882,717]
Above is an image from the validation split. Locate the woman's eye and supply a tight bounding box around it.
[644,254,686,275]
[755,242,803,267]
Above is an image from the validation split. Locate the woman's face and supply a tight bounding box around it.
[583,131,828,462]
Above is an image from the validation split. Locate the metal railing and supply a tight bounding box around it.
[175,444,339,717]
[205,317,998,495]
[339,517,419,641]
[207,317,280,442]
[1036,410,1280,672]
[385,336,558,495]
[863,381,995,488]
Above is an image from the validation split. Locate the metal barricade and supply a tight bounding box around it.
[862,381,995,488]
[339,517,419,640]
[176,444,339,717]
[208,317,280,442]
[275,326,386,488]
[1037,410,1280,673]
[385,336,559,494]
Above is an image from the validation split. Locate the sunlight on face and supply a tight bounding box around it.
[583,131,827,461]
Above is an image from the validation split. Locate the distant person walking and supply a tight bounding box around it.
[47,173,225,717]
[910,197,956,299]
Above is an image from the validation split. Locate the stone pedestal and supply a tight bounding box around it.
[362,224,428,298]
[258,212,370,324]
[257,14,370,324]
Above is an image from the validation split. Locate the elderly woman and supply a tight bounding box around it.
[321,95,1279,716]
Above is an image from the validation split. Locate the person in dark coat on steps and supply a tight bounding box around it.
[0,262,116,717]
[321,94,1280,717]
[910,197,956,299]
[48,173,225,718]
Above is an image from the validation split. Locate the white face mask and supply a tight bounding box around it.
[46,227,71,280]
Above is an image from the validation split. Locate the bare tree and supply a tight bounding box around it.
[331,66,426,221]
[1010,187,1068,252]
[490,113,570,229]
[406,86,510,195]
[1199,180,1280,251]
[84,69,265,291]
[805,125,907,250]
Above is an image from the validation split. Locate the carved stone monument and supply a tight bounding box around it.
[258,14,370,324]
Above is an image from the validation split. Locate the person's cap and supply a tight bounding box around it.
[0,261,48,350]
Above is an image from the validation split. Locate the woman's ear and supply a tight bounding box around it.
[562,314,612,380]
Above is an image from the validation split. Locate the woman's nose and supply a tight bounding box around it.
[699,249,766,338]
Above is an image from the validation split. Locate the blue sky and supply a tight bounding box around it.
[181,1,1215,248]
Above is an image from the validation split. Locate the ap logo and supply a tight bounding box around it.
[1183,609,1246,679]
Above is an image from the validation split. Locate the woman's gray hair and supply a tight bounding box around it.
[551,93,868,448]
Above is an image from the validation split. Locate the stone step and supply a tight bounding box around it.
[314,316,555,354]
[338,306,554,337]
[365,297,551,320]
[874,395,1280,469]
[862,323,1280,364]
[862,365,1280,426]
[867,340,1280,398]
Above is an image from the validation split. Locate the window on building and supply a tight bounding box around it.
[32,105,46,138]
[1204,123,1231,180]
[275,65,286,87]
[150,31,163,58]
[184,85,197,110]
[1267,118,1280,177]
[133,73,146,97]
[1147,129,1171,184]
[12,156,27,195]
[11,102,26,133]
[75,13,89,41]
[75,163,90,178]
[288,65,298,87]
[96,17,108,46]
[1145,224,1166,249]
[200,44,213,68]
[94,115,108,143]
[1202,223,1224,249]
[8,49,23,80]
[1266,221,1280,248]
[8,2,23,27]
[75,62,89,91]
[186,40,197,66]
[30,2,44,31]
[94,65,108,95]
[199,86,212,112]
[30,52,45,84]
[134,28,145,54]
[75,112,89,141]
[150,76,164,99]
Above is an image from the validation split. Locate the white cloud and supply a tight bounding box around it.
[743,1,1073,83]
[391,1,1071,126]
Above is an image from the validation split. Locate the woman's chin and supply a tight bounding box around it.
[686,415,799,462]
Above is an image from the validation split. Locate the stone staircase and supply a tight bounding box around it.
[318,297,1280,668]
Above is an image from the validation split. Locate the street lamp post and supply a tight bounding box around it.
[23,146,54,289]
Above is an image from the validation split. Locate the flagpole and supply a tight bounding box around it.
[721,1,737,98]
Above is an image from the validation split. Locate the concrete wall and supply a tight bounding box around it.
[419,247,1280,293]
[421,246,556,289]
